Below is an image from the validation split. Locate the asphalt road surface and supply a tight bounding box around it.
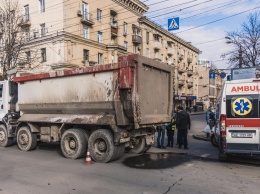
[0,114,259,194]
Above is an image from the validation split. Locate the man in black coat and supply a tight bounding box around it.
[176,106,191,149]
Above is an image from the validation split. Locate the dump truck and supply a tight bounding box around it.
[0,54,173,162]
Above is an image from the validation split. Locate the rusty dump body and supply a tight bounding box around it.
[13,54,173,131]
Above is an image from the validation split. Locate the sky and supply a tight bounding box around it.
[140,0,260,69]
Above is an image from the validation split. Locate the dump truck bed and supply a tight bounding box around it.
[13,54,173,129]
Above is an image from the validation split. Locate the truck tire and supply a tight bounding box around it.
[17,126,37,151]
[130,137,146,154]
[88,129,122,163]
[142,145,152,153]
[0,125,13,147]
[60,129,87,159]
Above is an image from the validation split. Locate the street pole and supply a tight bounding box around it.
[239,45,242,68]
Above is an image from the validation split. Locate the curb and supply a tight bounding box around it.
[193,134,209,141]
[189,111,206,115]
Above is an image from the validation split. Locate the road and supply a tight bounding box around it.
[0,114,259,194]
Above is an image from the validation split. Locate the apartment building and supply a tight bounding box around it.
[196,60,224,110]
[1,0,201,107]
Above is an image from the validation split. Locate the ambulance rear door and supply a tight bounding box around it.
[225,81,260,154]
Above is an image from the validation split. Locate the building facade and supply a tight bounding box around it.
[1,0,201,108]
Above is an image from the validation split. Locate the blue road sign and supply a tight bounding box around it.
[168,17,179,31]
[220,72,226,79]
[209,72,216,79]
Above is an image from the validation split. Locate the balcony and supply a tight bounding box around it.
[19,15,31,28]
[167,48,174,56]
[153,58,162,62]
[79,11,94,26]
[187,57,193,64]
[153,41,162,50]
[110,21,118,37]
[178,67,185,73]
[132,34,142,44]
[187,81,193,88]
[106,43,127,51]
[187,70,193,76]
[178,54,184,61]
[178,80,185,86]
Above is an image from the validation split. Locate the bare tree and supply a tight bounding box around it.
[0,0,40,80]
[222,11,260,68]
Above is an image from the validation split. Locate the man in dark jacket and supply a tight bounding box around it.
[176,106,191,149]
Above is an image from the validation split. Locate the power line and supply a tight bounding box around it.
[175,5,260,34]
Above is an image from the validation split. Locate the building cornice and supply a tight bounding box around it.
[111,0,149,16]
[139,17,201,54]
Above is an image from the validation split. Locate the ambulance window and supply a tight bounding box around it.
[0,84,3,98]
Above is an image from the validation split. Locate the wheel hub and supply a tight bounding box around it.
[69,139,76,149]
[20,133,29,145]
[98,141,107,151]
[0,131,5,141]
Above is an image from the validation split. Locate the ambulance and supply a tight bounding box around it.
[215,78,260,161]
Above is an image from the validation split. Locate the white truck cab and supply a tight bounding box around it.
[216,78,260,161]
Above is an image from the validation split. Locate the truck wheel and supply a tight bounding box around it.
[88,129,121,163]
[60,129,87,159]
[130,137,146,154]
[211,134,218,147]
[143,145,152,153]
[17,126,37,151]
[0,125,13,147]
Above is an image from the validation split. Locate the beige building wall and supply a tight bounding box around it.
[1,0,202,106]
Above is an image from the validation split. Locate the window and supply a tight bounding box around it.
[82,2,89,20]
[83,49,89,61]
[161,54,164,62]
[24,5,29,22]
[154,34,159,41]
[124,41,128,49]
[41,48,46,62]
[123,22,127,35]
[146,48,150,58]
[154,51,158,58]
[133,45,137,54]
[39,0,45,13]
[83,26,89,39]
[98,53,103,64]
[26,51,31,62]
[97,9,102,22]
[40,23,46,37]
[146,31,149,44]
[97,31,102,43]
[0,36,4,47]
[25,28,30,41]
[0,37,4,47]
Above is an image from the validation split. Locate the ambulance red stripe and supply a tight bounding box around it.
[226,118,260,127]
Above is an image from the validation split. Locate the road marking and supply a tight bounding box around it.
[200,154,211,158]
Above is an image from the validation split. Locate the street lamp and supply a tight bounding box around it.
[225,36,242,68]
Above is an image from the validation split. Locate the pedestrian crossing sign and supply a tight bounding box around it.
[168,17,179,31]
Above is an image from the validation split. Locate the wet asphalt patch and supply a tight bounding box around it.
[123,152,191,169]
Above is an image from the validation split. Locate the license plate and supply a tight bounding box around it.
[231,133,253,138]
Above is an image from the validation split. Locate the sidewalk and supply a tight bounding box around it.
[189,111,210,141]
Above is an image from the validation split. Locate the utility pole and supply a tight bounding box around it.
[239,45,242,68]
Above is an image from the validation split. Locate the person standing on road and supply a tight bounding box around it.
[206,106,215,138]
[176,106,191,149]
[167,113,176,147]
[157,125,166,149]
